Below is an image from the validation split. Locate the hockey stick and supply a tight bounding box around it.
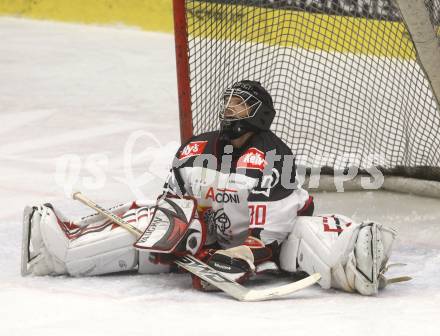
[72,192,321,301]
[173,255,321,301]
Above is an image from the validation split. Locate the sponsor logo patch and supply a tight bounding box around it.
[205,187,240,203]
[179,141,208,159]
[237,147,267,171]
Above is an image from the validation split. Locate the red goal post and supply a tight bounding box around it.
[173,0,193,143]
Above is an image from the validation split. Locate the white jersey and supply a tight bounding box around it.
[165,130,310,248]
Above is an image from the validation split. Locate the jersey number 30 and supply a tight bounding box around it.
[249,205,266,225]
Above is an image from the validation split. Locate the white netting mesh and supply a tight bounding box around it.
[184,0,440,180]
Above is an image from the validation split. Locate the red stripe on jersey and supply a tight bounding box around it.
[217,188,238,192]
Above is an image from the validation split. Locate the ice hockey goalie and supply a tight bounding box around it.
[21,80,404,296]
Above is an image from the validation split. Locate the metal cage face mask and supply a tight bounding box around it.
[219,88,262,121]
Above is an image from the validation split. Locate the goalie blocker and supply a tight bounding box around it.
[21,197,405,295]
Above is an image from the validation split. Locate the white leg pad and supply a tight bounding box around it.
[279,215,396,295]
[64,227,138,276]
[67,246,137,276]
[297,239,332,289]
[280,216,337,289]
[278,232,300,272]
[28,206,69,275]
[24,203,179,277]
[26,205,142,276]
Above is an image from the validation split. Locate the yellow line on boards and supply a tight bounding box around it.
[187,1,416,59]
[0,0,174,33]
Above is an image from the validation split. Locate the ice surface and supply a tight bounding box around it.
[0,18,439,336]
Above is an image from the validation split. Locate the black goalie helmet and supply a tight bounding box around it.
[219,80,276,141]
